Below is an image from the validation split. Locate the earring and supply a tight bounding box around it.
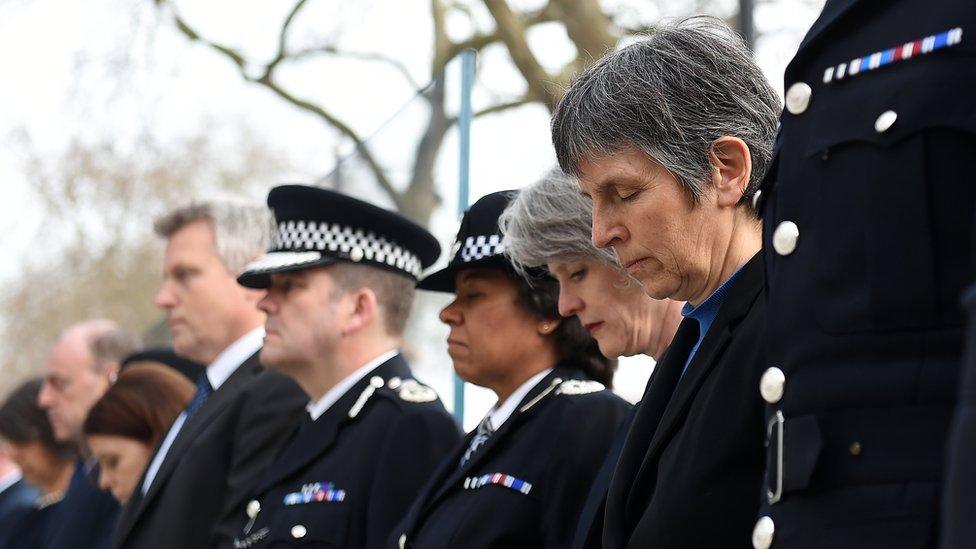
[542,322,551,333]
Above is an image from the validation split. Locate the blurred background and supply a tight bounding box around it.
[0,0,823,428]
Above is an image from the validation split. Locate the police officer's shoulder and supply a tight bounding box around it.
[370,376,445,412]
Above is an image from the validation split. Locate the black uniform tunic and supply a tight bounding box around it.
[233,354,461,548]
[392,364,631,549]
[758,2,976,547]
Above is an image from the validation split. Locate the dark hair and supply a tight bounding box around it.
[83,364,195,448]
[0,379,76,462]
[513,274,617,387]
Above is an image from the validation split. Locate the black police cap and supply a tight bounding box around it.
[238,184,441,289]
[418,190,519,293]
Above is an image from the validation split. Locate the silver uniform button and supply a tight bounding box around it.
[399,533,407,549]
[388,376,403,390]
[246,500,260,519]
[752,516,775,549]
[772,221,799,256]
[785,82,812,115]
[760,367,786,404]
[370,376,385,388]
[291,524,307,539]
[875,110,898,133]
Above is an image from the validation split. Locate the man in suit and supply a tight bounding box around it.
[230,184,461,548]
[549,18,780,548]
[111,200,306,549]
[38,320,142,549]
[0,447,36,548]
[753,3,976,548]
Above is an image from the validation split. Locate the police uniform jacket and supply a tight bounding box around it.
[603,253,767,549]
[111,352,307,549]
[234,354,461,549]
[757,2,976,547]
[393,364,631,549]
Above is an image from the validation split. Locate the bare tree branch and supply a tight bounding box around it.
[265,0,313,76]
[481,0,559,110]
[163,3,405,211]
[289,45,422,90]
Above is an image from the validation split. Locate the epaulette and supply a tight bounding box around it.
[555,379,605,396]
[391,377,438,403]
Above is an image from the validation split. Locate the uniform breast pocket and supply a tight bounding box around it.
[264,504,349,548]
[803,68,976,334]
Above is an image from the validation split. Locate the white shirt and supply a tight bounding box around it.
[486,368,553,431]
[0,470,21,495]
[141,327,265,495]
[306,349,399,421]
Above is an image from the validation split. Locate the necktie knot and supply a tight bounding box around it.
[459,416,494,468]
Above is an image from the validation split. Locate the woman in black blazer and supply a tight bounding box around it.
[394,191,630,549]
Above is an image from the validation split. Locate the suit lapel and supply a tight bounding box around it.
[116,351,263,544]
[621,255,764,530]
[255,355,413,493]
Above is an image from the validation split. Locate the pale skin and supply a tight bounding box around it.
[257,267,401,401]
[155,220,266,365]
[548,259,684,361]
[87,434,152,504]
[439,269,560,404]
[38,321,119,443]
[578,138,762,307]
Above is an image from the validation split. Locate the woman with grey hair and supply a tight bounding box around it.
[550,17,779,549]
[500,168,683,363]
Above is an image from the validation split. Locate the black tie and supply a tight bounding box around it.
[459,416,494,468]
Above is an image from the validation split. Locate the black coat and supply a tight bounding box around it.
[603,253,767,549]
[0,478,37,548]
[111,351,307,549]
[49,459,119,549]
[233,354,461,549]
[758,1,976,547]
[943,285,976,549]
[394,364,631,549]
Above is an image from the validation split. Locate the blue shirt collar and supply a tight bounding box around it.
[681,267,743,328]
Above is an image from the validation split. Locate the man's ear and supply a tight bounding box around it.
[341,289,378,337]
[708,136,752,208]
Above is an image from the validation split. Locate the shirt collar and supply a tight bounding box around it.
[306,349,400,421]
[680,267,743,327]
[0,470,21,494]
[207,326,265,390]
[487,368,554,431]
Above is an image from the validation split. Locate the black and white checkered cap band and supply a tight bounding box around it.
[258,220,423,278]
[458,234,504,263]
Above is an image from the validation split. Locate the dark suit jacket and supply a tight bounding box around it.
[395,364,631,549]
[233,354,461,548]
[48,459,119,549]
[758,2,976,547]
[603,254,766,549]
[5,500,61,549]
[111,351,306,549]
[0,478,37,548]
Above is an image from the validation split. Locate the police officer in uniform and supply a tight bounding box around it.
[755,3,976,548]
[392,191,631,549]
[232,184,461,548]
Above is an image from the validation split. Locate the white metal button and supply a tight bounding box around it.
[291,524,307,539]
[752,516,775,549]
[370,376,385,388]
[760,367,786,404]
[350,247,364,262]
[785,82,812,115]
[772,221,799,256]
[874,110,897,133]
[246,500,260,519]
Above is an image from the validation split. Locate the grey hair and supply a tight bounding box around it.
[551,16,781,209]
[154,199,273,273]
[91,328,142,373]
[500,168,617,275]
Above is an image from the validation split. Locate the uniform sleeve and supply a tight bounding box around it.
[365,405,462,549]
[541,395,631,549]
[211,371,308,548]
